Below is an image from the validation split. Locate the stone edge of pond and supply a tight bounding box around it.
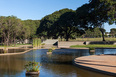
[95,47,116,49]
[0,49,33,56]
[59,47,89,49]
[74,55,116,76]
[0,45,32,49]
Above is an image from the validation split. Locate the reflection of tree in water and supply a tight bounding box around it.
[40,49,90,64]
[41,63,112,77]
[0,55,26,76]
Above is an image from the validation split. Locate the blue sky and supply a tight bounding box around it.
[0,0,115,32]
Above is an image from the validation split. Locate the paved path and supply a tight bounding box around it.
[74,55,116,76]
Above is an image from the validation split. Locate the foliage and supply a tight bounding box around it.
[55,10,83,41]
[71,38,116,41]
[110,28,116,37]
[48,47,55,52]
[84,27,102,38]
[48,48,53,52]
[23,20,40,38]
[75,0,116,41]
[51,47,55,50]
[0,16,40,46]
[33,38,41,48]
[89,47,95,50]
[1,0,116,44]
[71,44,116,48]
[24,61,41,72]
[37,8,84,41]
[0,16,23,46]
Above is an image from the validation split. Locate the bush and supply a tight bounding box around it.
[89,47,95,50]
[33,38,41,48]
[24,61,41,72]
[48,48,53,52]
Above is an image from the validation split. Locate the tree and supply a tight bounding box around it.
[110,28,116,37]
[55,11,81,41]
[37,9,72,39]
[0,16,40,46]
[23,20,40,38]
[75,0,116,41]
[84,27,102,38]
[37,8,84,41]
[0,16,22,46]
[88,0,116,41]
[76,4,91,29]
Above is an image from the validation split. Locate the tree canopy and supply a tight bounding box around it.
[1,0,116,44]
[0,16,40,46]
[37,8,85,41]
[110,28,116,37]
[0,16,23,46]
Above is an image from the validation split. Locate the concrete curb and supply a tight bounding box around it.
[74,55,116,76]
[0,48,33,56]
[74,59,116,76]
[60,47,89,49]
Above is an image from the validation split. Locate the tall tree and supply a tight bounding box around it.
[23,20,40,38]
[37,8,84,41]
[84,27,102,38]
[88,0,116,41]
[0,16,22,46]
[110,28,116,37]
[76,0,116,41]
[56,10,81,41]
[37,9,72,38]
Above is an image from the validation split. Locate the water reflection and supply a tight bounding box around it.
[0,49,114,77]
[95,48,116,55]
[0,55,26,77]
[40,63,112,77]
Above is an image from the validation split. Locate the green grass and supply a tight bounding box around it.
[59,38,116,41]
[71,44,116,48]
[16,43,32,46]
[14,44,32,47]
[0,44,32,47]
[74,38,116,41]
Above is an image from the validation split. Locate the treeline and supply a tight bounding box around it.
[1,0,116,46]
[0,16,40,46]
[37,0,116,41]
[84,28,116,38]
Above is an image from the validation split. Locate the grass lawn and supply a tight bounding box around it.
[70,38,116,41]
[70,44,116,48]
[0,44,32,47]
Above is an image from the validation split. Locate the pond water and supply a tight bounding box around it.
[95,48,116,55]
[0,49,114,77]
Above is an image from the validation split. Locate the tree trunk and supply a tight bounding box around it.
[61,36,62,41]
[66,35,69,41]
[2,37,4,45]
[6,38,9,47]
[101,31,105,41]
[66,38,69,41]
[14,38,16,47]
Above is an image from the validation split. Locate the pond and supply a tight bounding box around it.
[0,48,114,77]
[95,48,116,55]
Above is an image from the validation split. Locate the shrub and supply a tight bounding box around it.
[24,61,41,72]
[48,48,53,52]
[89,47,95,50]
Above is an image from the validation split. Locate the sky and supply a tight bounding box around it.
[0,0,116,32]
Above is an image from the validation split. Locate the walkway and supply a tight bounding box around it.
[74,55,116,76]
